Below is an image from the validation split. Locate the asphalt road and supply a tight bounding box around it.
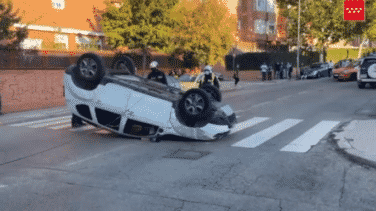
[1,77,376,211]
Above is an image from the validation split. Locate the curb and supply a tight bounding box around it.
[330,121,376,168]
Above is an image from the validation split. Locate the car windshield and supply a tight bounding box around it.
[362,59,376,68]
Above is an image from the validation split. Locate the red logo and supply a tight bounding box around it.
[344,0,365,21]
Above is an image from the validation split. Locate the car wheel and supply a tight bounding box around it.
[72,114,84,128]
[358,82,365,89]
[73,53,106,90]
[175,89,215,128]
[200,84,222,102]
[111,55,136,75]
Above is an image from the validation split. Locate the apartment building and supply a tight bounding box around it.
[236,0,288,51]
[11,0,109,51]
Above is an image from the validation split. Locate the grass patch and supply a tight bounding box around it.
[327,48,359,63]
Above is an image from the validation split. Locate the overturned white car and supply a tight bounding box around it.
[64,53,237,142]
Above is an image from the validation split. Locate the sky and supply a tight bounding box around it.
[223,0,238,15]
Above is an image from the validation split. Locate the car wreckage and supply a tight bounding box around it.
[64,53,237,142]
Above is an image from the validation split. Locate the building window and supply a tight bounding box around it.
[268,21,275,34]
[255,19,266,34]
[76,35,102,50]
[256,0,275,13]
[255,20,275,34]
[20,38,43,49]
[51,0,65,10]
[54,34,69,49]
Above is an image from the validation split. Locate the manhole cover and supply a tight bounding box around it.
[163,149,211,160]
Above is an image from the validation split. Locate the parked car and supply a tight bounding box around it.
[64,53,237,142]
[334,60,360,81]
[357,55,376,89]
[304,63,331,79]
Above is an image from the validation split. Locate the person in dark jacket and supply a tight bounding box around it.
[274,62,279,79]
[147,61,167,85]
[279,62,284,79]
[288,62,293,79]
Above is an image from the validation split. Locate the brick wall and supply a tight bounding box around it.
[0,70,66,114]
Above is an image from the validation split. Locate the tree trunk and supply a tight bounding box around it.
[358,35,367,59]
[142,48,146,72]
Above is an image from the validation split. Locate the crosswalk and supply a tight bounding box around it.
[8,115,340,153]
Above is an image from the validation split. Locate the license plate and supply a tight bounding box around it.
[221,105,234,116]
[334,74,338,76]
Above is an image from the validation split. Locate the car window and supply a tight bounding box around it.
[362,59,376,68]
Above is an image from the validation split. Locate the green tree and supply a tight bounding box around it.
[0,0,28,50]
[101,0,178,70]
[169,0,236,66]
[276,0,376,60]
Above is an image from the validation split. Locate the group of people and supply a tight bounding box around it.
[147,61,221,89]
[261,62,294,81]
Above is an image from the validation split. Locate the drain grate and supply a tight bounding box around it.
[163,149,211,160]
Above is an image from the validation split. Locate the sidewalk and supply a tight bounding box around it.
[332,120,376,167]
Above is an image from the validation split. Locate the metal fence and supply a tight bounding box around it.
[225,51,320,71]
[0,49,185,70]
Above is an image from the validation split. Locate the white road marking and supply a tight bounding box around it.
[276,95,293,101]
[50,123,72,130]
[0,185,8,188]
[10,116,71,127]
[298,91,309,95]
[280,120,340,153]
[66,153,104,166]
[29,119,70,128]
[232,119,303,148]
[69,125,96,132]
[234,101,272,114]
[230,117,269,134]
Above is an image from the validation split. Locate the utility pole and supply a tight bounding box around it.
[297,0,301,79]
[264,0,268,52]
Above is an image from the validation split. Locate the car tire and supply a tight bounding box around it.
[358,82,365,89]
[72,114,84,128]
[175,88,215,128]
[111,55,136,75]
[200,84,222,102]
[73,53,106,90]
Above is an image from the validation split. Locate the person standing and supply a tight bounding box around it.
[274,62,279,79]
[288,62,293,79]
[147,61,167,85]
[279,62,284,79]
[261,62,268,81]
[328,60,334,77]
[199,65,220,89]
[268,64,273,80]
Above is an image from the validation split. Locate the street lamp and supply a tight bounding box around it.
[297,0,301,79]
